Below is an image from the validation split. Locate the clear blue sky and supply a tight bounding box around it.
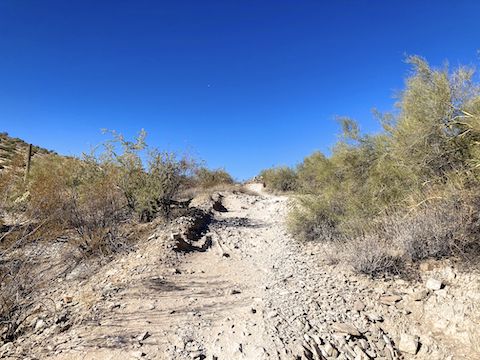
[1,1,479,179]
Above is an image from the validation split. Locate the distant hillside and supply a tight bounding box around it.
[0,132,55,170]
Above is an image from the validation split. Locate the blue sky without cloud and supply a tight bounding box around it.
[1,0,479,179]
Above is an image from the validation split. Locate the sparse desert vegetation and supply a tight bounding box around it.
[0,130,235,347]
[0,0,480,360]
[0,132,54,171]
[1,56,480,360]
[260,56,480,277]
[259,166,298,193]
[2,0,480,358]
[194,167,235,189]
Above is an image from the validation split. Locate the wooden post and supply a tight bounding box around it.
[24,144,32,182]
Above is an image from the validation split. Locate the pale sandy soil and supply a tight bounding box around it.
[3,188,479,360]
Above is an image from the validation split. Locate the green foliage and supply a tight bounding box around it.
[391,56,480,181]
[194,167,234,189]
[296,152,335,194]
[288,56,480,274]
[22,154,126,253]
[88,129,195,222]
[0,130,195,255]
[260,166,298,192]
[287,194,341,242]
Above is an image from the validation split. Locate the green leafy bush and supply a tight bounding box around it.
[288,56,480,275]
[0,130,195,255]
[194,167,234,189]
[0,130,197,342]
[21,154,126,254]
[95,130,195,222]
[260,166,298,192]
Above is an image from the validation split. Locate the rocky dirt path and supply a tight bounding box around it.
[12,190,479,360]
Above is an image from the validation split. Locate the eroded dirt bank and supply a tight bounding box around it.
[3,190,479,359]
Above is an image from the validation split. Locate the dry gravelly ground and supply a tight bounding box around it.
[1,189,479,359]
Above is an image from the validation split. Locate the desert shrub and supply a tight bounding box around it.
[399,190,479,261]
[0,153,28,214]
[1,130,195,255]
[0,130,197,343]
[290,123,411,240]
[296,152,335,194]
[0,258,39,342]
[99,130,194,222]
[27,155,80,227]
[390,57,480,182]
[345,235,404,277]
[288,56,480,275]
[260,166,298,192]
[398,209,459,262]
[346,190,479,277]
[194,167,234,189]
[65,161,127,254]
[287,195,341,242]
[23,154,127,254]
[139,150,194,221]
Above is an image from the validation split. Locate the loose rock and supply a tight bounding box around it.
[137,331,150,342]
[379,295,402,306]
[331,323,361,337]
[398,334,419,355]
[353,300,366,312]
[34,319,46,331]
[411,289,429,301]
[426,278,443,291]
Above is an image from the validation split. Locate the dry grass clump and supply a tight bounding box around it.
[291,188,480,277]
[0,258,39,342]
[344,236,404,277]
[282,56,480,276]
[397,206,465,262]
[0,132,54,172]
[340,198,471,276]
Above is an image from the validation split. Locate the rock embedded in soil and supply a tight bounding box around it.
[436,289,448,298]
[354,344,370,359]
[366,312,384,322]
[379,295,402,306]
[426,278,444,291]
[331,323,361,337]
[34,319,46,331]
[323,341,339,357]
[398,334,419,355]
[411,289,430,301]
[132,350,147,358]
[353,300,366,312]
[137,331,150,341]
